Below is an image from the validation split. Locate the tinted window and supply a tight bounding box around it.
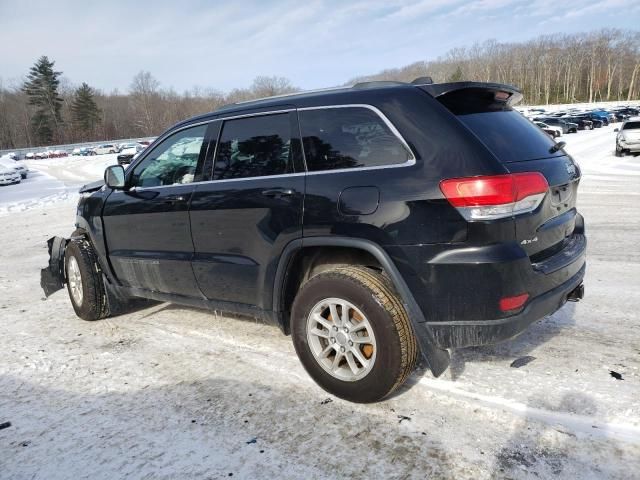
[213,113,292,180]
[298,107,410,172]
[130,124,206,187]
[457,110,562,163]
[623,121,640,130]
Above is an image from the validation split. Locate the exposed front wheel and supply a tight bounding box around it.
[65,239,111,321]
[291,266,418,403]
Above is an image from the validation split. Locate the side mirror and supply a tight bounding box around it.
[105,165,125,189]
[614,128,619,132]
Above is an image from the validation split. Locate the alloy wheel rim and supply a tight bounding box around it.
[306,298,377,382]
[67,256,83,306]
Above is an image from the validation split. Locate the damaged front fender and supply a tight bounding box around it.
[40,236,68,297]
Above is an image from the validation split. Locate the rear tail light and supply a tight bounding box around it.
[499,293,529,312]
[439,172,548,221]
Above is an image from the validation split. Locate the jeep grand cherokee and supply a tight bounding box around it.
[41,79,586,403]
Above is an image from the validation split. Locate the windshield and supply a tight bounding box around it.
[622,121,640,130]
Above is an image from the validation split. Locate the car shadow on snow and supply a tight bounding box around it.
[446,302,578,381]
[0,373,464,479]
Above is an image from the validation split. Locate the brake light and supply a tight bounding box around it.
[439,173,548,220]
[499,293,529,312]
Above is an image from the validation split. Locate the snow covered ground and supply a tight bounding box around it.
[0,124,639,479]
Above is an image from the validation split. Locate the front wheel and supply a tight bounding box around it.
[291,266,418,403]
[65,239,111,320]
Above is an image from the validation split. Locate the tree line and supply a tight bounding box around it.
[0,62,298,149]
[351,29,640,106]
[1,28,639,150]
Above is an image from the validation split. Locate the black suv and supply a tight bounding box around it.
[41,80,586,402]
[536,117,578,134]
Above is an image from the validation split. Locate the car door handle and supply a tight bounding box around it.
[164,194,187,204]
[261,188,294,197]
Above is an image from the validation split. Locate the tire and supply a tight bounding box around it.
[291,266,418,403]
[65,238,110,321]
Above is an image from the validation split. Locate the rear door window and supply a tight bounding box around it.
[213,113,293,180]
[298,107,411,172]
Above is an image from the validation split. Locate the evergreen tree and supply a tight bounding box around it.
[448,66,464,82]
[71,82,101,137]
[22,56,63,144]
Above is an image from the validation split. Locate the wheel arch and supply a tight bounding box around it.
[273,236,451,377]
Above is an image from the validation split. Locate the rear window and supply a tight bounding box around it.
[623,121,640,130]
[457,110,563,163]
[298,107,411,172]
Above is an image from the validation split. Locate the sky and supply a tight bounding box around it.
[1,0,639,94]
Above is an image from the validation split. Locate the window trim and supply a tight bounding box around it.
[297,104,416,176]
[126,104,416,189]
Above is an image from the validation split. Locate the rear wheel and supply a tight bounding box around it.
[291,266,417,403]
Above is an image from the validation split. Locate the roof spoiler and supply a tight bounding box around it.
[419,81,523,106]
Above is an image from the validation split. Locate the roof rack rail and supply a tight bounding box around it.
[352,80,408,89]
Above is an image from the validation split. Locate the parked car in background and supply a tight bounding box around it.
[79,147,97,156]
[72,148,82,156]
[576,115,602,128]
[0,164,21,185]
[615,119,640,156]
[587,111,610,126]
[35,152,49,159]
[93,144,118,155]
[117,143,145,165]
[0,157,29,178]
[534,121,562,137]
[536,117,578,133]
[25,152,35,159]
[564,116,593,130]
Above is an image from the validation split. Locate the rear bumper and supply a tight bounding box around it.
[620,143,640,152]
[428,263,585,348]
[385,217,587,349]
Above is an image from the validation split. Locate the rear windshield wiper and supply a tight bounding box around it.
[549,141,566,154]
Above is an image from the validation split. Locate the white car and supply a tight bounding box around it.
[93,144,118,155]
[0,164,21,185]
[615,118,640,156]
[25,152,36,159]
[72,148,82,156]
[534,121,562,137]
[0,157,29,179]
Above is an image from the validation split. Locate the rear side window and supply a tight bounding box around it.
[457,110,562,163]
[213,113,292,180]
[298,107,411,172]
